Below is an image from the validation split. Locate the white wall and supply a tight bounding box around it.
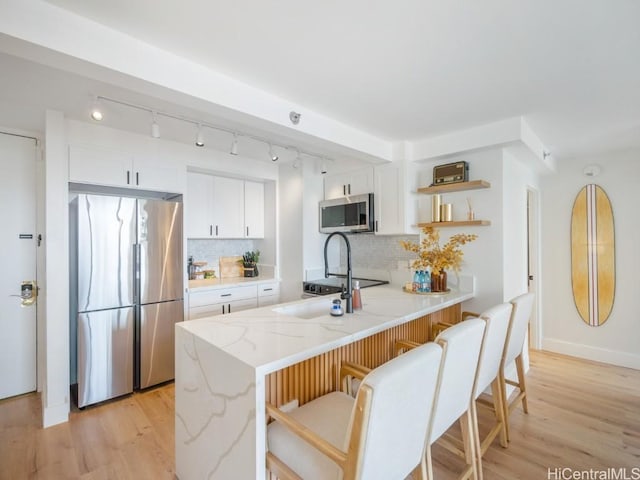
[541,152,640,369]
[417,150,505,313]
[277,165,303,302]
[502,149,540,301]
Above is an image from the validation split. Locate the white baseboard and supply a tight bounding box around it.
[542,338,640,370]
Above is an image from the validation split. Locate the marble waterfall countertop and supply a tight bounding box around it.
[178,285,474,376]
[175,284,474,479]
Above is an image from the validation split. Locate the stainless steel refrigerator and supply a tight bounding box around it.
[75,194,183,408]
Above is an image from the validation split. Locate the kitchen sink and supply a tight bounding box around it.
[272,299,334,319]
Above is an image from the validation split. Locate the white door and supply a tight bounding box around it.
[0,133,37,400]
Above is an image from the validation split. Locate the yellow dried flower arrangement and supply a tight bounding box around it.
[400,226,477,275]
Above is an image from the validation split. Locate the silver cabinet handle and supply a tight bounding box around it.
[220,293,232,297]
[136,172,139,186]
[126,170,131,185]
[215,225,219,236]
[210,225,213,236]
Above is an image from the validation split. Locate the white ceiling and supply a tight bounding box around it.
[3,0,640,161]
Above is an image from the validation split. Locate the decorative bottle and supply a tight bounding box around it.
[423,270,431,292]
[412,270,421,292]
[352,281,362,310]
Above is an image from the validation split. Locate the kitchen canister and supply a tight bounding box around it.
[440,203,453,222]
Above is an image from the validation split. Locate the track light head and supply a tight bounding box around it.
[151,112,160,138]
[292,150,301,169]
[230,133,238,155]
[269,144,278,162]
[90,97,103,121]
[195,125,204,147]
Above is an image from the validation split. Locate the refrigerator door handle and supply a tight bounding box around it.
[133,243,141,303]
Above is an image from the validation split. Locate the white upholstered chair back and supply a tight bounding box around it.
[474,303,513,397]
[429,318,486,443]
[356,341,443,479]
[504,293,535,365]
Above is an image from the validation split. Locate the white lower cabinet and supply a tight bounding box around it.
[188,281,280,319]
[188,285,257,319]
[257,282,281,307]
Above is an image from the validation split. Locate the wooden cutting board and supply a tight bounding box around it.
[219,256,243,278]
[571,184,615,326]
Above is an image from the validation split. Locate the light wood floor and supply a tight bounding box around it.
[1,350,638,479]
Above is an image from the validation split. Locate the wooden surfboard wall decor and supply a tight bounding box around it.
[570,184,615,326]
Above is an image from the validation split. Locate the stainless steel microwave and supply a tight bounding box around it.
[319,193,374,233]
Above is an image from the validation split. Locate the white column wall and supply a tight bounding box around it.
[43,110,70,427]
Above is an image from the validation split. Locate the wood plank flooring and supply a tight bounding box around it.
[1,350,638,479]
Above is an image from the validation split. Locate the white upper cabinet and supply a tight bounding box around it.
[186,172,264,239]
[69,145,184,193]
[323,167,374,200]
[186,172,215,238]
[211,176,245,238]
[244,181,265,238]
[374,161,417,235]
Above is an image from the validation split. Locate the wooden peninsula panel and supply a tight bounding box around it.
[265,303,461,408]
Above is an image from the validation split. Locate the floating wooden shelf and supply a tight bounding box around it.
[417,179,491,194]
[415,220,491,228]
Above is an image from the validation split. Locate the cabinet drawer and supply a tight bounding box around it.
[189,285,257,307]
[258,282,280,297]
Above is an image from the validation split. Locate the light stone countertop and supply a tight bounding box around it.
[178,285,473,376]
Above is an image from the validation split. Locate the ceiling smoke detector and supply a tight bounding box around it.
[289,111,301,125]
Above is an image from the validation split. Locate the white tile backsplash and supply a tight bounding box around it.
[339,234,419,271]
[188,239,258,276]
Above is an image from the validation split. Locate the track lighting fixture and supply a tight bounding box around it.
[230,133,238,155]
[151,112,160,138]
[90,95,337,166]
[195,125,204,147]
[269,144,279,162]
[90,97,103,121]
[320,159,328,174]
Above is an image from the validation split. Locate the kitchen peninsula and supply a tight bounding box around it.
[175,284,474,479]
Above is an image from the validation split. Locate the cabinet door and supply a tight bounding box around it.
[134,155,185,193]
[186,172,214,238]
[212,176,244,238]
[374,162,405,235]
[323,167,374,199]
[227,297,258,314]
[348,167,374,196]
[69,145,132,188]
[324,173,349,200]
[244,181,264,238]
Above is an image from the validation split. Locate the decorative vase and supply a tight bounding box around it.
[431,271,448,292]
